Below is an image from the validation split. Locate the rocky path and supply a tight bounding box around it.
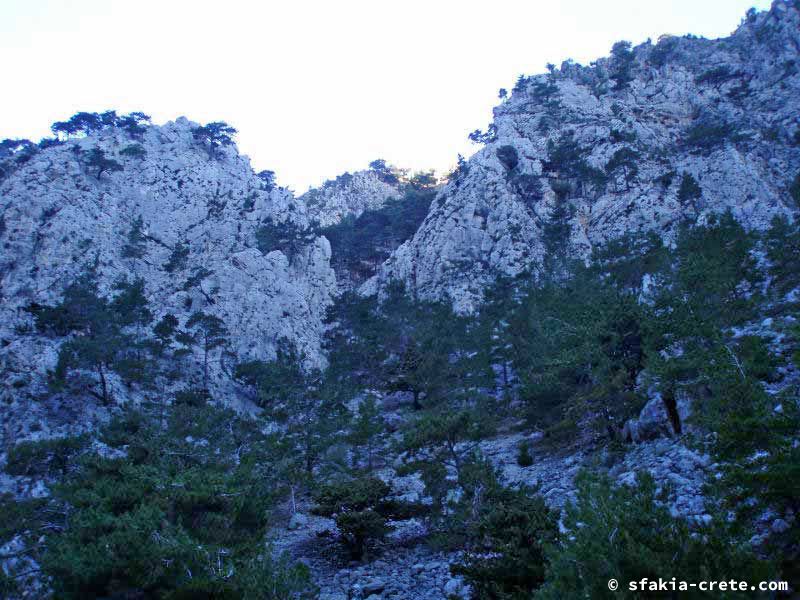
[270,508,468,600]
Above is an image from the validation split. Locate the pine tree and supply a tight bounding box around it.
[348,395,384,471]
[121,216,147,262]
[185,311,227,390]
[191,121,237,157]
[83,147,123,178]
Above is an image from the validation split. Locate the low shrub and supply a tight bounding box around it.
[536,471,775,599]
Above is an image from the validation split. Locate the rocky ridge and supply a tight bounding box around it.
[0,118,336,442]
[302,170,402,228]
[364,0,800,312]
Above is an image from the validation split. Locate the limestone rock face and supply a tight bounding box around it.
[301,169,402,227]
[365,0,800,312]
[0,118,336,420]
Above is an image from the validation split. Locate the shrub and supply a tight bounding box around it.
[468,124,498,145]
[711,390,800,587]
[255,219,311,259]
[191,121,237,154]
[83,147,123,178]
[511,173,543,207]
[610,128,637,144]
[174,387,210,407]
[683,119,736,152]
[320,187,434,281]
[609,41,635,90]
[5,435,89,478]
[695,66,736,85]
[736,335,779,382]
[38,137,63,150]
[37,405,312,600]
[117,112,151,138]
[100,410,146,448]
[765,216,800,296]
[510,275,645,438]
[605,147,639,190]
[233,339,305,408]
[409,170,437,189]
[790,172,800,207]
[163,241,190,272]
[312,477,398,559]
[536,471,775,599]
[257,169,276,191]
[648,36,677,68]
[368,159,400,185]
[516,440,533,467]
[677,172,702,205]
[451,483,558,599]
[51,111,150,139]
[496,145,519,172]
[656,170,676,188]
[544,134,605,187]
[670,211,761,327]
[120,143,146,159]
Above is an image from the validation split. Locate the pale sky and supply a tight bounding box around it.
[1,0,772,192]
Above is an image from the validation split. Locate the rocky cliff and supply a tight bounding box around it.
[0,117,336,439]
[302,169,402,228]
[2,3,800,599]
[364,0,800,312]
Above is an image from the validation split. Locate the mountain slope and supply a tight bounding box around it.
[364,0,800,312]
[0,117,336,436]
[301,168,402,228]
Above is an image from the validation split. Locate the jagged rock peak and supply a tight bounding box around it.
[364,0,800,313]
[0,115,337,423]
[301,163,404,227]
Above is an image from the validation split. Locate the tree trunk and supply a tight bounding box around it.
[97,363,109,405]
[202,340,209,390]
[305,434,314,475]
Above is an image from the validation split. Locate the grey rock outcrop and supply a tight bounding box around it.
[301,169,402,228]
[0,118,336,437]
[365,0,800,312]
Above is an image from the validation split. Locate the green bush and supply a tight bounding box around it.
[496,145,519,172]
[765,216,800,296]
[101,410,146,448]
[610,41,635,90]
[255,219,312,259]
[677,172,702,205]
[452,483,558,599]
[510,274,645,438]
[536,471,775,599]
[708,389,800,589]
[516,440,534,467]
[605,147,639,190]
[312,477,397,559]
[683,120,736,152]
[35,405,311,599]
[649,36,677,68]
[736,335,780,382]
[174,387,210,407]
[790,172,800,207]
[120,143,146,159]
[695,66,736,85]
[164,241,190,272]
[5,435,89,477]
[83,147,123,178]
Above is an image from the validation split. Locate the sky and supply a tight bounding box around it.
[1,0,773,192]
